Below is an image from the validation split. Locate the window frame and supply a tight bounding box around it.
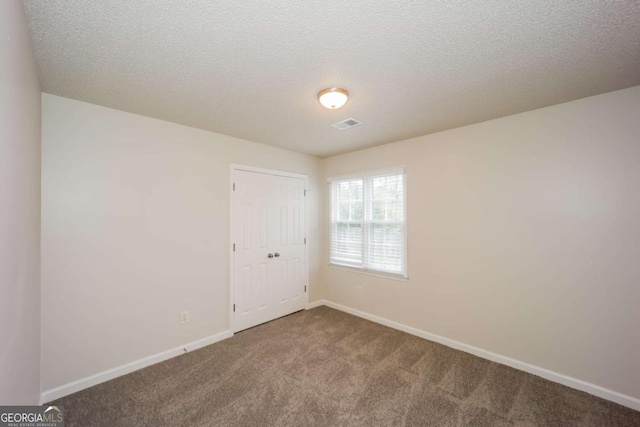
[328,167,408,279]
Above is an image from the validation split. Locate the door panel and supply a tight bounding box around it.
[233,170,306,332]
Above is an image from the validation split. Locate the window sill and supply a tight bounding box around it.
[328,264,409,282]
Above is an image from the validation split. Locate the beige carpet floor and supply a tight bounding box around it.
[51,306,640,426]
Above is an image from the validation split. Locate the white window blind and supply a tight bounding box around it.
[329,168,406,277]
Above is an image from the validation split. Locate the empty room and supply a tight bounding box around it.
[2,0,640,426]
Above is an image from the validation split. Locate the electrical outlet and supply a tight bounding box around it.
[357,286,363,296]
[180,310,189,324]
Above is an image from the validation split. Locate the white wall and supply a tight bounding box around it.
[41,94,322,392]
[322,86,640,402]
[0,0,42,405]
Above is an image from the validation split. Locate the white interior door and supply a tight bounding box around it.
[232,169,307,332]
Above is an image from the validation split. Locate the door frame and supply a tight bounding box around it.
[229,163,309,333]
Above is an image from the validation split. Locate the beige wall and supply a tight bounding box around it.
[41,94,322,391]
[322,86,640,401]
[0,1,42,405]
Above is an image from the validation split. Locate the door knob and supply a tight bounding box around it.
[274,252,280,257]
[268,253,274,258]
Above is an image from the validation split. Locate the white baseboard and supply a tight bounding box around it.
[310,299,640,412]
[306,300,325,309]
[40,330,233,404]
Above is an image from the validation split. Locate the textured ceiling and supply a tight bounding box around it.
[24,1,640,157]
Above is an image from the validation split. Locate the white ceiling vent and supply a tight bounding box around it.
[331,118,362,131]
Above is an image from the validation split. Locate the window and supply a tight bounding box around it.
[329,168,406,277]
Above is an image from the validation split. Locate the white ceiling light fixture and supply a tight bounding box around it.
[318,87,349,109]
